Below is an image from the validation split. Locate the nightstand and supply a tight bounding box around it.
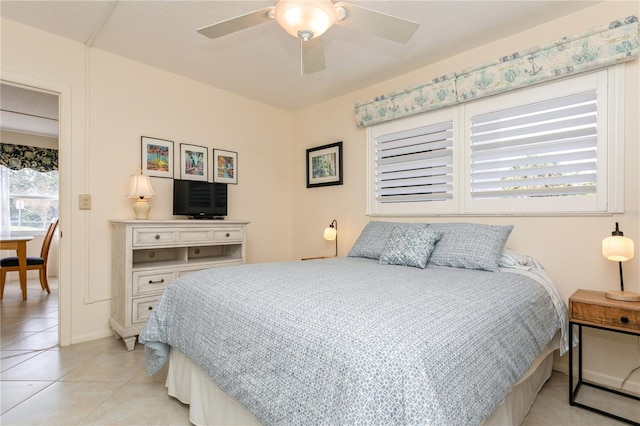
[568,289,640,425]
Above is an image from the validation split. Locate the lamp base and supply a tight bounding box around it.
[604,290,640,302]
[132,199,151,220]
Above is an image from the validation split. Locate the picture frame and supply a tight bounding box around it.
[180,143,208,181]
[141,136,173,178]
[306,141,343,188]
[213,149,238,184]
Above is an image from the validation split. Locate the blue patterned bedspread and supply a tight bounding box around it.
[139,257,565,425]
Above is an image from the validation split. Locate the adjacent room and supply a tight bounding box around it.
[1,0,639,424]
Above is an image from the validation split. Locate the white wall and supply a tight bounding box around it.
[291,1,640,392]
[2,19,293,344]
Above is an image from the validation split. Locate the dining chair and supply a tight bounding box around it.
[0,219,59,299]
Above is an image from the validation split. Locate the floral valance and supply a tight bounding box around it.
[355,15,639,127]
[0,143,58,172]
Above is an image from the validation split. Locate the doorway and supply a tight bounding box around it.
[1,80,66,346]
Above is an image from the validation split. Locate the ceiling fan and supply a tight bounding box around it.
[197,0,419,74]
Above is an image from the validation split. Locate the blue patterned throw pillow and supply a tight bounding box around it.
[379,227,443,269]
[348,221,429,260]
[428,223,514,272]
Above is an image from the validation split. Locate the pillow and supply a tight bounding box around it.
[348,221,429,260]
[379,227,442,269]
[499,248,545,271]
[427,223,514,272]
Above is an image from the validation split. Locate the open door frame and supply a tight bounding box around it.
[2,72,72,346]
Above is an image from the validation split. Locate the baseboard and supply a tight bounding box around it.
[553,360,640,395]
[69,329,114,345]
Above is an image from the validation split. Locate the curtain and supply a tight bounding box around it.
[0,166,9,234]
[0,143,59,172]
[355,15,638,127]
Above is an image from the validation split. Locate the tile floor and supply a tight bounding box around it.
[1,277,636,425]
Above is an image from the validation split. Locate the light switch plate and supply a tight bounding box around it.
[79,194,91,210]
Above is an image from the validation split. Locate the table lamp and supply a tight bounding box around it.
[602,222,639,301]
[323,219,337,257]
[126,169,156,220]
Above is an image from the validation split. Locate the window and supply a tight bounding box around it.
[367,67,623,216]
[0,166,58,234]
[367,108,458,216]
[375,120,454,202]
[0,144,59,235]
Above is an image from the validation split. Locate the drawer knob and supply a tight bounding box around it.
[148,306,153,311]
[155,234,160,240]
[148,279,165,284]
[620,316,629,324]
[225,233,230,238]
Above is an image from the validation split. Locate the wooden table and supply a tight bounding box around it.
[568,289,640,425]
[0,235,34,300]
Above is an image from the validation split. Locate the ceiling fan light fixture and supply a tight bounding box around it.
[298,30,314,42]
[274,0,337,40]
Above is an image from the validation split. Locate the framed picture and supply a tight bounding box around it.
[213,149,238,184]
[141,136,173,178]
[180,143,208,181]
[306,141,343,188]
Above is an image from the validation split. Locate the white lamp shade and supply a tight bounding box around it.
[275,0,336,40]
[127,174,156,199]
[323,226,337,241]
[602,235,634,262]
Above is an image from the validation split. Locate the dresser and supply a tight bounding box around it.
[109,220,249,350]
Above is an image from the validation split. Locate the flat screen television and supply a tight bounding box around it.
[173,179,227,219]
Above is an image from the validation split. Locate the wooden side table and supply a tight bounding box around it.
[568,289,640,425]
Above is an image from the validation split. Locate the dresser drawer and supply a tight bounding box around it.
[133,228,177,247]
[571,301,640,332]
[212,227,243,242]
[133,270,175,295]
[133,226,244,247]
[176,229,216,243]
[132,295,160,324]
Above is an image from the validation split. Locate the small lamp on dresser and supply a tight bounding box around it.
[602,222,640,301]
[323,219,338,257]
[126,169,156,220]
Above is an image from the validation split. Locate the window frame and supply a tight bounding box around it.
[1,166,59,236]
[366,66,624,217]
[367,107,461,216]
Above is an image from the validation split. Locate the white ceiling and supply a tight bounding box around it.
[1,0,601,112]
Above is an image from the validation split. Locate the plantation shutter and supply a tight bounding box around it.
[375,121,454,203]
[469,90,598,200]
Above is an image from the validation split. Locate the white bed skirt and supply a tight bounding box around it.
[166,332,560,426]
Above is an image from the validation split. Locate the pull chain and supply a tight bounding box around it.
[300,37,304,76]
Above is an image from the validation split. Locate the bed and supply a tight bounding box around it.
[139,221,569,425]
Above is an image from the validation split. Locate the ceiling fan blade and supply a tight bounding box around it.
[197,7,274,39]
[333,2,419,43]
[302,37,326,74]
